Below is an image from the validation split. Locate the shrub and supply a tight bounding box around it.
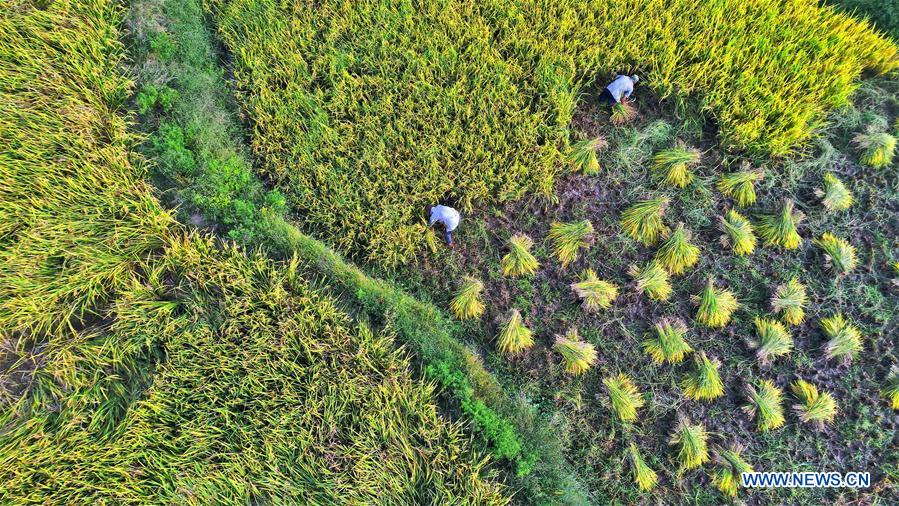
[148,30,176,60]
[771,278,808,326]
[568,137,608,175]
[553,328,597,376]
[756,199,803,250]
[713,444,754,498]
[620,198,670,246]
[136,84,180,115]
[717,164,764,207]
[814,232,858,274]
[643,317,692,365]
[655,223,700,275]
[603,373,645,422]
[610,102,637,125]
[681,352,724,401]
[693,279,738,328]
[669,418,710,470]
[548,220,593,268]
[743,380,786,432]
[496,309,534,355]
[627,443,657,492]
[651,142,701,188]
[815,173,853,211]
[151,121,198,177]
[570,269,618,312]
[450,277,485,320]
[629,261,673,301]
[853,131,896,168]
[821,314,863,362]
[791,380,838,429]
[502,234,539,277]
[719,209,757,256]
[882,367,899,411]
[750,317,794,366]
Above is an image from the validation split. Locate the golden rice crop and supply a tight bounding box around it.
[717,164,764,207]
[568,137,608,175]
[620,198,670,246]
[548,220,594,267]
[719,209,757,256]
[570,268,618,312]
[651,142,701,188]
[681,352,725,401]
[821,313,863,362]
[496,309,534,355]
[603,373,645,422]
[751,317,794,366]
[627,443,657,492]
[642,317,692,365]
[756,199,803,250]
[654,223,700,275]
[553,328,597,375]
[814,232,858,274]
[206,0,897,264]
[450,276,486,320]
[743,380,786,432]
[791,380,838,429]
[854,131,896,168]
[692,279,738,328]
[629,261,673,301]
[815,173,853,211]
[771,278,808,326]
[713,444,754,498]
[883,367,899,411]
[669,418,710,470]
[502,234,539,277]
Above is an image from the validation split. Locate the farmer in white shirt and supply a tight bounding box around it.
[600,74,639,106]
[426,204,461,248]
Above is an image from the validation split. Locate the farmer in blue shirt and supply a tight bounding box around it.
[426,204,461,248]
[600,74,639,106]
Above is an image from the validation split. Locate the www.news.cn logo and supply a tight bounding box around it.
[741,472,870,488]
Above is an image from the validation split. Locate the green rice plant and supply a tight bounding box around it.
[501,234,539,277]
[553,328,597,376]
[654,223,700,275]
[496,309,534,355]
[568,137,608,175]
[681,352,724,401]
[620,198,670,246]
[603,373,645,422]
[669,418,710,470]
[743,380,786,432]
[450,277,485,320]
[570,268,618,312]
[692,279,738,328]
[717,164,764,207]
[771,278,808,326]
[548,220,593,268]
[756,199,803,250]
[882,367,899,411]
[815,173,853,211]
[821,314,863,362]
[814,232,858,274]
[713,444,754,498]
[629,261,672,301]
[791,380,838,429]
[750,317,794,366]
[718,209,757,256]
[651,142,701,188]
[627,443,658,492]
[642,318,692,365]
[853,131,896,168]
[610,102,637,125]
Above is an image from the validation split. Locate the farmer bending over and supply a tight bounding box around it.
[426,204,460,248]
[600,74,639,106]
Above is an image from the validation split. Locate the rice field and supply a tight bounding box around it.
[2,0,898,503]
[207,0,896,265]
[0,1,507,502]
